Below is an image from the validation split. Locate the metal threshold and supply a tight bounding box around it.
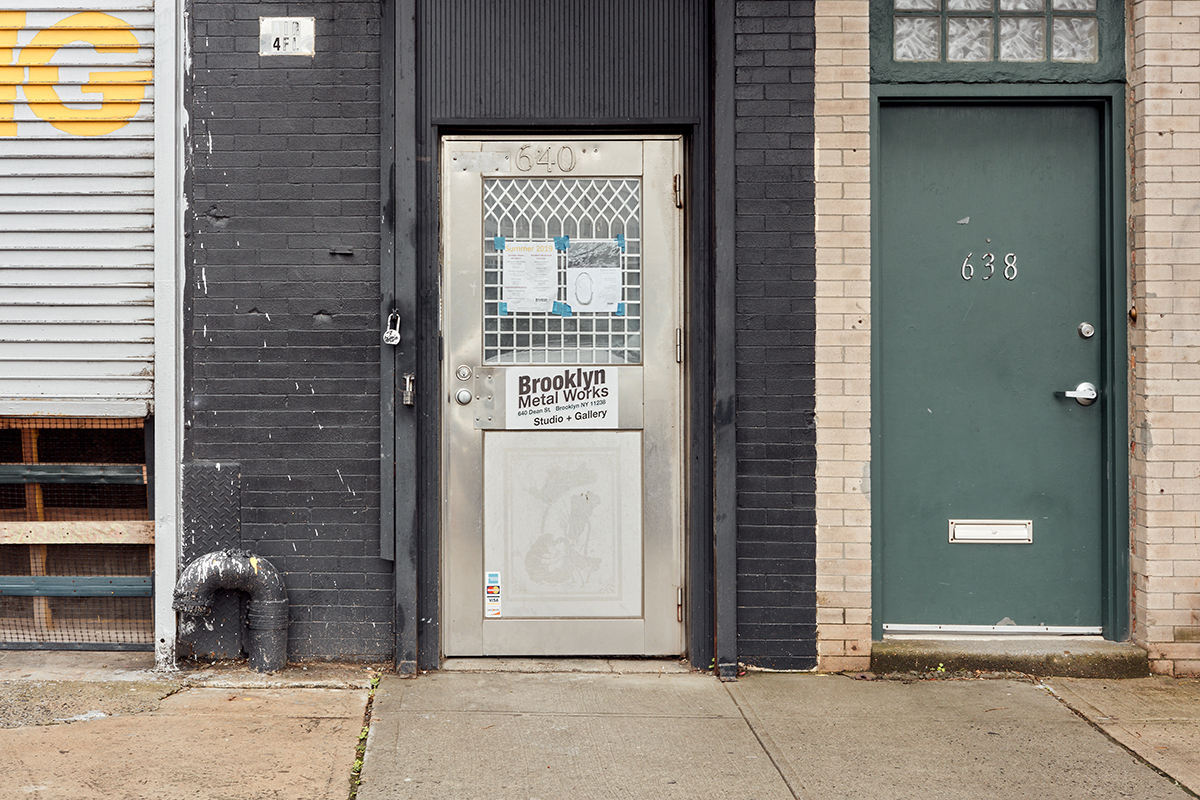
[884,624,1102,637]
[439,657,691,674]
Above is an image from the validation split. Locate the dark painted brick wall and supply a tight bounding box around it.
[185,0,388,659]
[733,1,818,669]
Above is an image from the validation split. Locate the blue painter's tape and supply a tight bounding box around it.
[615,302,626,317]
[553,301,573,317]
[554,235,570,251]
[494,236,505,251]
[615,234,626,252]
[498,302,508,316]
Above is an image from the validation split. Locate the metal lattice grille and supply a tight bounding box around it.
[483,178,642,365]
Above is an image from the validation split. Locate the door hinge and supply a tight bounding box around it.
[677,587,684,622]
[673,174,684,209]
[675,328,683,363]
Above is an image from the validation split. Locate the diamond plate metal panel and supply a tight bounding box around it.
[182,461,242,559]
[179,461,243,659]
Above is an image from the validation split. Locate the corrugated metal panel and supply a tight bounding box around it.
[420,0,707,122]
[0,2,155,416]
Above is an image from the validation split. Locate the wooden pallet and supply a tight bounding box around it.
[0,417,153,641]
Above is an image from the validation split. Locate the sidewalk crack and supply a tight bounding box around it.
[1044,682,1200,799]
[724,682,812,800]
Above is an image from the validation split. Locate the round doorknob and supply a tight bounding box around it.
[455,388,473,405]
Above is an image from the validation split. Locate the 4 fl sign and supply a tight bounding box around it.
[1,10,151,137]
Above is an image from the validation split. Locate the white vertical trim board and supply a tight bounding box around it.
[151,0,180,668]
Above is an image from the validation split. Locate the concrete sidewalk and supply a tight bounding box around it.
[1046,676,1200,795]
[5,653,1200,800]
[0,651,376,800]
[359,664,1200,800]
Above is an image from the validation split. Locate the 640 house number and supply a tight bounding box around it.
[961,252,1018,281]
[516,144,577,173]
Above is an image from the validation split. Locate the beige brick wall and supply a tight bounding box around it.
[811,1,1200,674]
[814,0,872,672]
[1130,0,1200,676]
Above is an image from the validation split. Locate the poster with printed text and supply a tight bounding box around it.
[502,240,558,312]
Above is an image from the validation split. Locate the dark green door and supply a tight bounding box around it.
[878,103,1106,630]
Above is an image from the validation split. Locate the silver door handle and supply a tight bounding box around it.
[1056,381,1098,406]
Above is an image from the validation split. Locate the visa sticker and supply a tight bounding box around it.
[484,571,501,618]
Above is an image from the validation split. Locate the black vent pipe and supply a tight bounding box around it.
[173,548,288,672]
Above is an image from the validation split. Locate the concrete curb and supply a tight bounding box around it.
[871,638,1150,678]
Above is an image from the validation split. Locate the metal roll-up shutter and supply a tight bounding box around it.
[0,2,154,416]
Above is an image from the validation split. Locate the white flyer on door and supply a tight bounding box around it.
[566,240,623,313]
[502,240,557,312]
[507,366,618,429]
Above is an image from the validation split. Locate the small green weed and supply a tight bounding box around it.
[349,671,382,800]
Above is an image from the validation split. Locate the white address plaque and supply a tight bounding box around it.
[259,18,315,56]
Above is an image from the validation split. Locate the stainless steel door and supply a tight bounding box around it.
[441,136,684,656]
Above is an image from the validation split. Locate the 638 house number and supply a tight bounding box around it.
[516,144,577,173]
[961,252,1018,281]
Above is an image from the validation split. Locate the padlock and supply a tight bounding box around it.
[402,373,415,406]
[383,311,401,345]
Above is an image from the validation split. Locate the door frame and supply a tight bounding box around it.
[381,0,717,672]
[436,134,687,657]
[869,83,1129,641]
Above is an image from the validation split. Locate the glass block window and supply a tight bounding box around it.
[893,0,1099,63]
[483,178,642,365]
